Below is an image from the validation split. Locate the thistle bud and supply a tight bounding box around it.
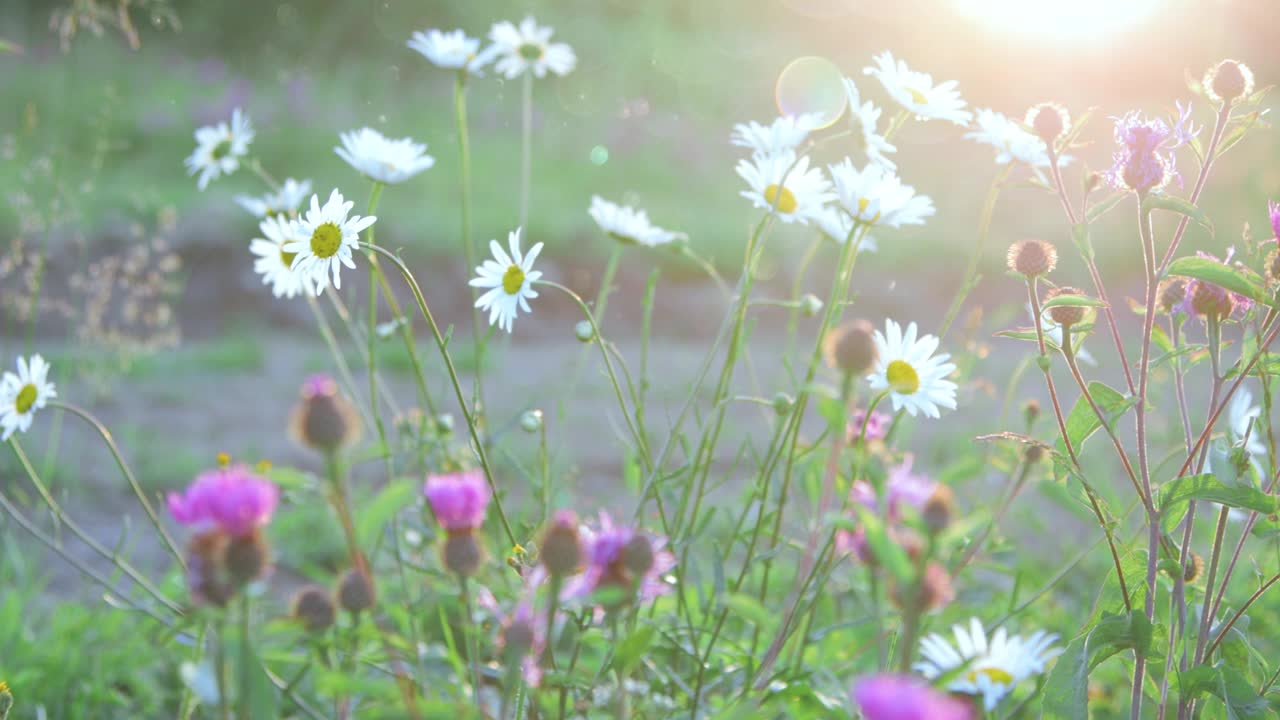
[520,409,544,434]
[224,530,270,588]
[800,293,823,317]
[541,511,583,578]
[823,319,878,375]
[1044,286,1088,327]
[1158,279,1187,313]
[443,533,483,577]
[501,615,536,663]
[574,320,595,343]
[291,585,336,632]
[185,532,234,608]
[337,567,376,615]
[620,535,656,578]
[290,374,361,453]
[1205,60,1254,104]
[1026,443,1046,464]
[1026,103,1070,146]
[1007,239,1058,279]
[1190,281,1234,320]
[1023,399,1041,427]
[922,485,954,534]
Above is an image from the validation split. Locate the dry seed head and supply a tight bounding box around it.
[1044,286,1088,327]
[337,567,377,614]
[501,618,536,661]
[823,319,878,375]
[1205,59,1254,104]
[1007,239,1058,278]
[290,375,362,453]
[291,585,336,632]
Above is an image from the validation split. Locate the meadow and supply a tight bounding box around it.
[1,1,1280,718]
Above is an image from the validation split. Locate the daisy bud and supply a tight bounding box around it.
[1205,60,1254,104]
[520,409,544,434]
[443,533,484,577]
[823,319,878,376]
[1026,102,1070,146]
[1007,239,1057,278]
[772,392,794,417]
[337,567,376,615]
[541,510,583,578]
[574,320,595,343]
[290,374,361,454]
[1044,286,1087,327]
[225,530,270,588]
[922,485,954,534]
[1158,279,1187,313]
[800,293,823,317]
[291,585,336,632]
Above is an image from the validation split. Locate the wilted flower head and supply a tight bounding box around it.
[541,509,584,578]
[168,465,279,537]
[563,512,674,606]
[0,354,57,441]
[823,319,879,375]
[1204,59,1254,104]
[291,585,337,632]
[1104,103,1199,194]
[852,673,975,720]
[335,128,435,185]
[487,17,576,79]
[1043,286,1089,328]
[184,108,254,190]
[423,470,490,533]
[1177,249,1253,320]
[408,29,490,74]
[1006,239,1057,278]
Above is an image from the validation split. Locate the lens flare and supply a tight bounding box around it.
[954,0,1162,39]
[775,56,846,129]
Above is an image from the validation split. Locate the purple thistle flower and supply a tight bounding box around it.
[1104,102,1199,194]
[167,465,279,537]
[423,470,490,533]
[839,456,937,561]
[1269,200,1280,240]
[847,408,891,443]
[1176,248,1253,319]
[562,512,675,605]
[852,674,975,720]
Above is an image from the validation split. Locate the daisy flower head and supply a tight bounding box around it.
[335,128,435,185]
[408,28,490,74]
[916,617,1062,711]
[841,77,897,169]
[868,319,957,418]
[563,512,675,607]
[487,17,576,79]
[0,354,57,441]
[863,51,971,126]
[250,215,316,298]
[184,108,254,190]
[234,178,313,219]
[167,465,279,538]
[967,109,1071,168]
[736,150,833,224]
[814,204,878,251]
[470,227,543,332]
[1104,102,1199,194]
[283,189,376,294]
[588,195,685,247]
[827,159,934,228]
[1229,385,1267,459]
[730,113,821,159]
[852,673,976,720]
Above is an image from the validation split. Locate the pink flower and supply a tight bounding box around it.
[1269,200,1280,240]
[852,674,975,720]
[1104,102,1198,193]
[423,470,490,532]
[847,408,891,443]
[167,465,278,537]
[839,456,937,561]
[562,512,675,606]
[301,373,339,398]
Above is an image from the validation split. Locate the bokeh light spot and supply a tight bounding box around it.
[775,56,846,129]
[590,145,609,165]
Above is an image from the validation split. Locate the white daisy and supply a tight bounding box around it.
[966,109,1072,168]
[470,227,544,332]
[487,17,576,79]
[867,319,957,418]
[736,150,833,224]
[730,114,821,159]
[588,196,685,247]
[827,159,934,228]
[1229,386,1267,459]
[841,77,897,169]
[184,108,254,190]
[407,28,490,74]
[335,128,435,185]
[813,205,878,252]
[863,51,972,126]
[250,215,316,299]
[234,177,313,218]
[0,354,57,441]
[282,189,376,294]
[915,617,1062,712]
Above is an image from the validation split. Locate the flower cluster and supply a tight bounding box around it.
[408,16,576,79]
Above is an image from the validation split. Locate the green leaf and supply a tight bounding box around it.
[1158,474,1278,526]
[609,625,656,676]
[0,38,22,55]
[1166,256,1266,304]
[1040,634,1089,720]
[1041,293,1107,309]
[231,635,279,720]
[1072,223,1094,262]
[722,593,775,631]
[1143,194,1213,233]
[1061,382,1136,453]
[815,395,846,433]
[1085,193,1128,223]
[262,466,315,491]
[854,507,912,585]
[356,479,416,550]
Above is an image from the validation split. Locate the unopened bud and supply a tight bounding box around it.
[1205,60,1254,104]
[291,585,336,632]
[889,562,954,613]
[520,409,544,433]
[1044,286,1088,327]
[337,567,376,615]
[290,374,361,453]
[1023,399,1041,427]
[922,485,954,534]
[620,535,656,578]
[443,533,483,577]
[1026,103,1070,146]
[501,617,536,662]
[225,531,270,588]
[800,293,823,317]
[1007,239,1058,278]
[1158,279,1187,313]
[823,319,878,375]
[541,511,583,577]
[1266,250,1280,286]
[574,320,594,343]
[772,392,794,417]
[1026,443,1046,464]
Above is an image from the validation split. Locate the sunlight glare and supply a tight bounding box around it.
[955,0,1162,39]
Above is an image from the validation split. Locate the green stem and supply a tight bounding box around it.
[519,72,533,230]
[460,576,482,707]
[939,165,1009,340]
[454,71,486,405]
[363,181,394,484]
[215,619,231,720]
[238,592,253,720]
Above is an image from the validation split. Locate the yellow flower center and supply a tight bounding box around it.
[502,264,526,295]
[211,139,232,160]
[858,197,871,215]
[968,667,1015,685]
[14,383,37,414]
[310,222,342,259]
[608,231,637,245]
[764,184,798,214]
[886,360,919,395]
[279,247,298,269]
[518,42,544,61]
[907,87,928,105]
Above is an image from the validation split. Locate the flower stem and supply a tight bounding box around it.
[519,72,533,230]
[460,576,482,707]
[215,618,231,720]
[238,592,253,720]
[454,70,486,406]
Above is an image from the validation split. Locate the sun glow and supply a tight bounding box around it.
[955,0,1162,39]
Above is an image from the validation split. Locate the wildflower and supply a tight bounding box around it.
[0,354,56,441]
[863,51,971,125]
[470,227,543,332]
[1006,239,1057,278]
[424,470,490,576]
[335,127,435,185]
[846,408,891,444]
[736,150,833,224]
[408,28,491,74]
[922,485,955,533]
[813,205,879,251]
[1030,301,1095,364]
[1104,103,1199,194]
[891,562,955,612]
[487,17,576,79]
[168,465,279,538]
[916,617,1062,711]
[868,319,957,418]
[1228,385,1266,460]
[588,195,685,247]
[541,510,583,578]
[1204,59,1254,105]
[497,601,546,687]
[1158,278,1188,313]
[289,374,361,452]
[283,189,376,294]
[967,109,1070,168]
[1269,200,1280,242]
[851,673,975,720]
[839,456,937,562]
[184,108,254,190]
[563,512,675,607]
[290,585,336,632]
[234,178,313,218]
[1026,102,1070,147]
[730,114,821,159]
[250,215,316,298]
[823,319,879,375]
[1043,286,1089,328]
[827,159,934,228]
[842,77,897,169]
[336,567,376,614]
[0,680,9,719]
[1177,249,1252,320]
